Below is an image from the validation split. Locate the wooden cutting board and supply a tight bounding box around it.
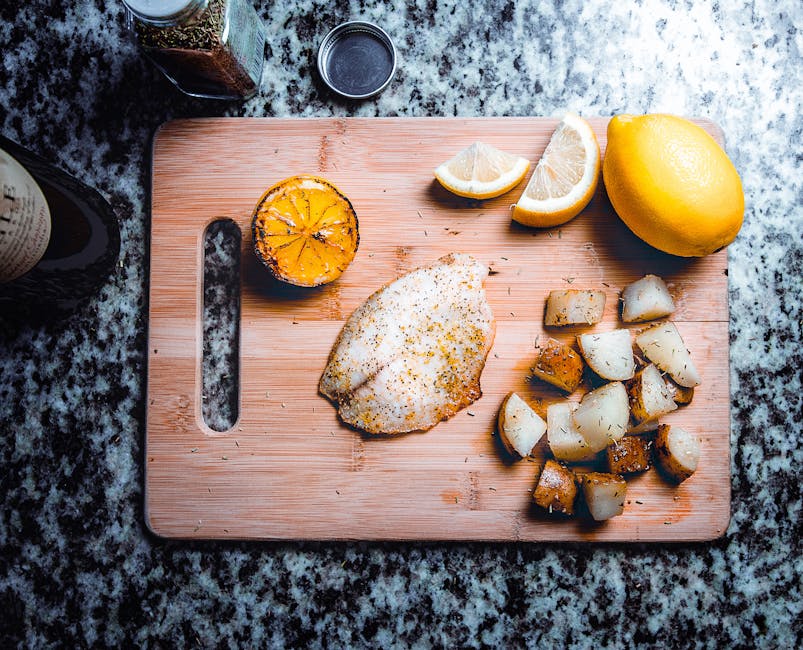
[146,117,731,541]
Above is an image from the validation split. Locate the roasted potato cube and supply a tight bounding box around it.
[577,329,636,380]
[635,321,701,387]
[544,289,606,326]
[607,435,653,474]
[533,459,578,515]
[571,381,630,452]
[497,392,547,458]
[621,274,675,322]
[582,472,627,521]
[626,363,677,425]
[626,419,661,434]
[655,424,700,483]
[665,377,695,405]
[531,338,585,392]
[546,402,595,462]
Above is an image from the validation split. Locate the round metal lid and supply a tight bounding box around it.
[317,21,397,100]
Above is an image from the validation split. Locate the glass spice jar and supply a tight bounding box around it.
[123,0,266,100]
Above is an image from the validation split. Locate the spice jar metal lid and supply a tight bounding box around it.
[122,0,207,25]
[317,21,397,99]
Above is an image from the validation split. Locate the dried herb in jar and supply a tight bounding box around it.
[135,0,225,50]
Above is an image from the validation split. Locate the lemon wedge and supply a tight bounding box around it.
[512,113,600,228]
[434,142,530,200]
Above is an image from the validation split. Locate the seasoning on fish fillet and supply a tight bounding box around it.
[320,253,496,434]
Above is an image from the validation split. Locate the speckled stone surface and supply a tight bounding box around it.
[1,1,801,647]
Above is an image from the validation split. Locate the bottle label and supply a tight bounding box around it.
[0,148,51,283]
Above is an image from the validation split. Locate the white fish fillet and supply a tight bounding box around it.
[320,253,496,434]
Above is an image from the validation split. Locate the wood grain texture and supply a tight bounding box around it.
[146,117,731,541]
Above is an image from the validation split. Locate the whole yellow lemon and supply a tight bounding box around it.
[602,114,744,257]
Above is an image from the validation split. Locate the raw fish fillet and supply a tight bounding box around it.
[320,253,496,434]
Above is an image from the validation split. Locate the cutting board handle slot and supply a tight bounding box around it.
[201,218,242,433]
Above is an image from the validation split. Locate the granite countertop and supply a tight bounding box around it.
[1,1,801,647]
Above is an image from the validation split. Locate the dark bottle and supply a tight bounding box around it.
[0,135,120,315]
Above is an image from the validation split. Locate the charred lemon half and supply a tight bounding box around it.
[251,175,359,287]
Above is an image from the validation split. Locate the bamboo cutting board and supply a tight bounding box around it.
[146,117,731,541]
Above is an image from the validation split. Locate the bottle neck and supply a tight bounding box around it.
[123,0,210,26]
